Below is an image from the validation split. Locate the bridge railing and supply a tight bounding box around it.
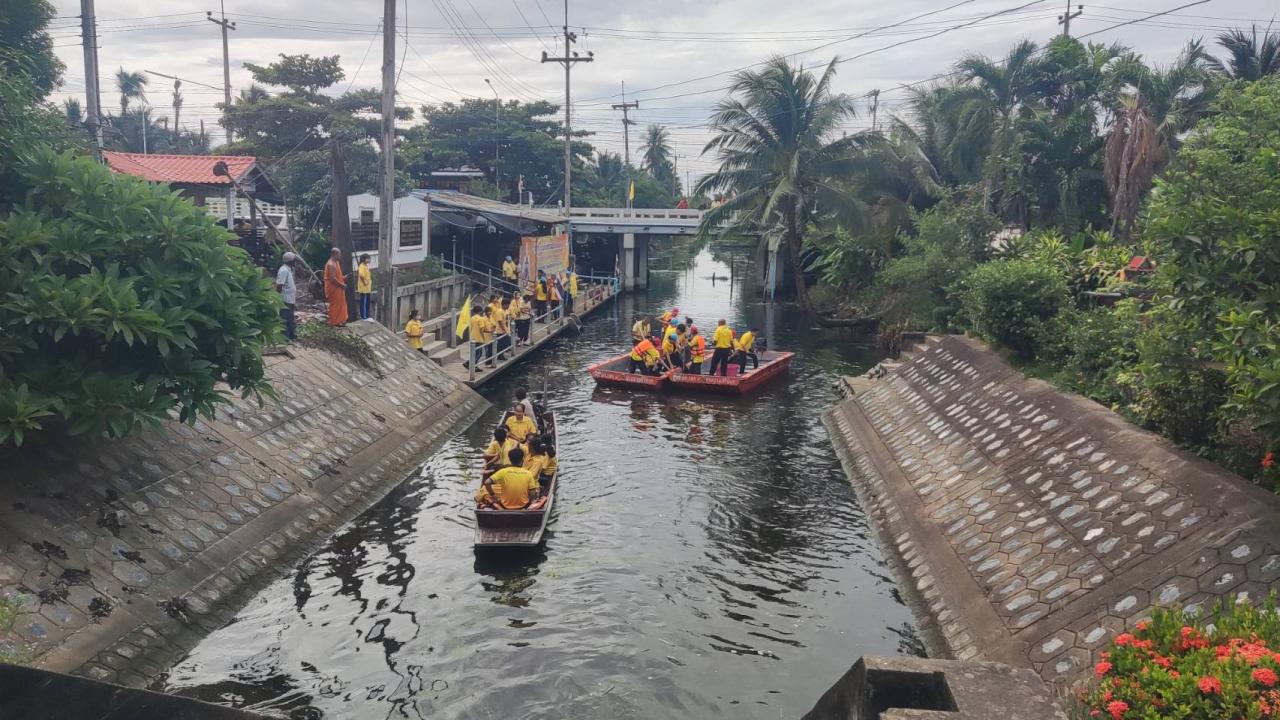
[567,207,705,222]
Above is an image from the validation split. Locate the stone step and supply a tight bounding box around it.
[429,344,464,364]
[421,339,447,357]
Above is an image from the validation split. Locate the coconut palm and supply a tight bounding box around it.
[696,56,874,326]
[1207,24,1280,81]
[63,98,82,124]
[640,123,677,193]
[115,68,147,115]
[1104,42,1215,237]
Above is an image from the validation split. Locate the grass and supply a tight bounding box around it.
[0,592,33,666]
[296,322,381,374]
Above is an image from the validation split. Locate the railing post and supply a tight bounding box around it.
[448,308,458,348]
[469,338,476,382]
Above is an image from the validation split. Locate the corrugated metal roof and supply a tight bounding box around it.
[102,151,258,185]
[415,189,564,224]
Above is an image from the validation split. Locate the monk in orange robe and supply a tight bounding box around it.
[323,248,349,326]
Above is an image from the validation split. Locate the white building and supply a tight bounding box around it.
[346,193,431,269]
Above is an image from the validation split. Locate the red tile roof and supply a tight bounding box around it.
[102,151,258,185]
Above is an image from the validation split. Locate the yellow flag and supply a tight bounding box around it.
[455,295,472,340]
[628,179,635,201]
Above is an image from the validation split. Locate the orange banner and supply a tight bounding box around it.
[517,233,569,288]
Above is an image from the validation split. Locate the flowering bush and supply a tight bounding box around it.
[1084,596,1280,718]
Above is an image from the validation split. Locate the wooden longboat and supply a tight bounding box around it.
[474,409,558,548]
[586,352,675,390]
[669,351,795,394]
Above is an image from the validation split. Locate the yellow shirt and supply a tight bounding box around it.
[505,415,537,442]
[491,306,507,332]
[484,437,518,466]
[736,331,755,352]
[524,452,549,478]
[568,273,577,297]
[544,455,558,476]
[405,319,424,349]
[357,264,372,293]
[502,260,517,279]
[535,281,548,301]
[632,319,650,338]
[664,325,678,344]
[662,337,676,356]
[470,314,492,343]
[713,325,735,349]
[482,466,540,508]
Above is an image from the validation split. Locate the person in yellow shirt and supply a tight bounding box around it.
[687,327,707,375]
[356,255,373,320]
[483,426,518,469]
[662,324,685,371]
[631,316,652,344]
[565,270,578,315]
[735,326,759,374]
[501,254,518,283]
[629,337,661,375]
[468,305,495,368]
[504,404,537,443]
[476,447,540,509]
[491,297,510,357]
[522,435,550,479]
[534,271,549,320]
[542,442,558,478]
[709,318,736,376]
[404,309,425,352]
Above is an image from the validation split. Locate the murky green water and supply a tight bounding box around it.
[160,246,920,719]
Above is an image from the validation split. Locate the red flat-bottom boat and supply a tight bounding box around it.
[670,350,794,394]
[587,352,675,389]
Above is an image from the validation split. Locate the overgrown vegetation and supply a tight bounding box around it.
[0,592,31,665]
[296,322,380,373]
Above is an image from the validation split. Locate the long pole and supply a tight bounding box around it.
[377,0,397,326]
[540,0,592,213]
[1058,1,1083,36]
[79,0,102,150]
[611,82,638,166]
[207,4,236,230]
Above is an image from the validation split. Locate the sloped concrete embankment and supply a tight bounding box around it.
[823,335,1280,687]
[0,323,487,685]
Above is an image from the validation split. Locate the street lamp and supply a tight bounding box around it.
[484,78,500,200]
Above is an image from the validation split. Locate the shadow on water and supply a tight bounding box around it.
[160,247,924,720]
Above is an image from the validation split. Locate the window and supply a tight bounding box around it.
[359,209,374,223]
[399,219,424,248]
[351,220,378,252]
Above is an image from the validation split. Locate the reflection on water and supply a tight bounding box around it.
[160,248,921,719]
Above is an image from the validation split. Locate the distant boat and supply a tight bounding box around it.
[474,409,558,549]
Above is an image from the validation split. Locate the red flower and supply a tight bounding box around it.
[1198,676,1223,694]
[1256,668,1280,687]
[1152,654,1171,668]
[1095,661,1114,677]
[1136,620,1149,631]
[1107,700,1129,719]
[1264,452,1276,469]
[1114,633,1136,647]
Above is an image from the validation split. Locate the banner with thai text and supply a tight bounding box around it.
[517,233,569,288]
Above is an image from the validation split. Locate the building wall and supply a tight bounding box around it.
[347,193,431,269]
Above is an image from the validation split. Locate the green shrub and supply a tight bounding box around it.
[1082,595,1280,720]
[0,149,282,445]
[1033,300,1141,407]
[958,259,1067,359]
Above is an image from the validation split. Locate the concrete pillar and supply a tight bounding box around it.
[635,235,649,289]
[621,232,637,291]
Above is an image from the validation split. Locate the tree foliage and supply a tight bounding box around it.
[0,0,63,95]
[0,150,281,445]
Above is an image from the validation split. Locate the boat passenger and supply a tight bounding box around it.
[709,318,735,376]
[483,426,518,469]
[505,404,538,443]
[735,326,759,374]
[629,337,661,375]
[523,436,550,479]
[476,447,540,509]
[631,316,652,343]
[687,327,706,375]
[663,324,685,371]
[684,317,697,336]
[514,387,539,431]
[542,443,557,479]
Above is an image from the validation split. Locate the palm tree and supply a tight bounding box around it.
[115,68,147,115]
[696,56,873,326]
[1104,42,1215,237]
[1207,24,1280,81]
[238,83,269,103]
[641,124,673,173]
[63,98,83,125]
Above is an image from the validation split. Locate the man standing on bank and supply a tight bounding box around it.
[709,319,735,376]
[275,252,298,341]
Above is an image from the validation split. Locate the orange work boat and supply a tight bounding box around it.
[587,352,676,390]
[669,351,795,394]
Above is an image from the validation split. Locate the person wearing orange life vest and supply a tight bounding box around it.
[735,326,759,374]
[629,337,661,375]
[687,326,707,375]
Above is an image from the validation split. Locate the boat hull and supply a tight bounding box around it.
[669,351,794,394]
[587,352,674,389]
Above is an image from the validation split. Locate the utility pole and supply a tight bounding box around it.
[541,0,593,212]
[869,89,881,133]
[611,81,639,166]
[207,2,236,231]
[377,0,397,326]
[172,79,183,134]
[1058,2,1083,36]
[330,139,358,314]
[79,0,103,151]
[485,78,500,200]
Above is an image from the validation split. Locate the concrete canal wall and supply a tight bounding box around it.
[824,334,1280,687]
[0,323,487,685]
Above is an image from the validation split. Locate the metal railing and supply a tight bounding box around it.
[465,300,566,382]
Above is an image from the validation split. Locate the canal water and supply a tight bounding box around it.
[161,246,920,719]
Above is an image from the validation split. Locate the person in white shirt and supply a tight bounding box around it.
[275,252,298,340]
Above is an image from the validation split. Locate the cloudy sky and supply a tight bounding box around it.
[47,0,1278,182]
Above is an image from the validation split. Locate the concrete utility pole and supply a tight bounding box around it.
[869,89,881,133]
[207,2,236,231]
[330,139,358,314]
[541,0,593,212]
[1058,2,1083,36]
[377,0,397,326]
[611,82,639,166]
[79,0,103,150]
[485,78,500,199]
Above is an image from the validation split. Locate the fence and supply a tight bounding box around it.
[392,274,470,328]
